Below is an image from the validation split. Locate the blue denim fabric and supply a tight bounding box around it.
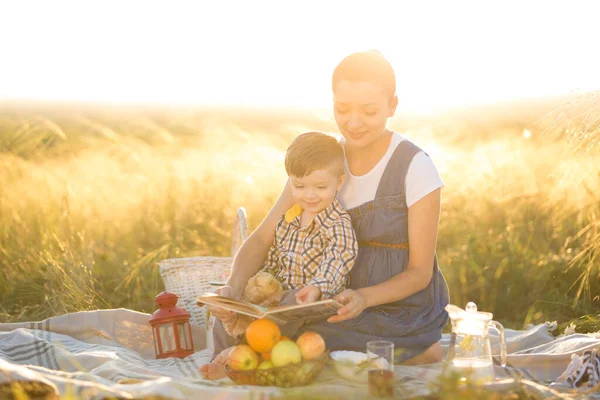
[296,140,450,363]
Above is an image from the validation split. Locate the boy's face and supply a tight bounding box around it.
[333,80,398,150]
[290,167,345,215]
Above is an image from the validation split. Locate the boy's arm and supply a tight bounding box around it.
[308,216,358,299]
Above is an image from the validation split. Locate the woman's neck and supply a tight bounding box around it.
[345,130,393,176]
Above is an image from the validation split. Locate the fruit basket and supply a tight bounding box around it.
[226,352,330,387]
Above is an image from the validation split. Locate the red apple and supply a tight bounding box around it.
[296,331,326,360]
[227,344,260,371]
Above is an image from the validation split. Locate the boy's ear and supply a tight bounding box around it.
[337,174,346,191]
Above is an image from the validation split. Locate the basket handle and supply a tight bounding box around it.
[231,207,248,257]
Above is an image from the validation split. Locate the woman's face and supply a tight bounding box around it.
[333,80,398,150]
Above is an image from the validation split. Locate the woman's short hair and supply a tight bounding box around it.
[332,50,396,98]
[285,132,345,178]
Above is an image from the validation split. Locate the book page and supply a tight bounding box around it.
[196,293,265,318]
[264,299,343,323]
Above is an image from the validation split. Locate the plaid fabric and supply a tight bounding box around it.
[261,198,358,299]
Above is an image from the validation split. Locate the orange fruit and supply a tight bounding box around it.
[261,352,271,361]
[245,319,281,353]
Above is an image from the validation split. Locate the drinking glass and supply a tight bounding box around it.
[366,340,395,397]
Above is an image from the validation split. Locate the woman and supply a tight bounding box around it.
[209,50,449,367]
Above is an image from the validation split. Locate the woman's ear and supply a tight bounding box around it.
[337,174,346,191]
[388,95,399,118]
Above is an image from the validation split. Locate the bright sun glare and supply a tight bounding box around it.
[1,0,600,113]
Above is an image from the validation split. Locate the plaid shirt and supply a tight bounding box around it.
[261,198,358,299]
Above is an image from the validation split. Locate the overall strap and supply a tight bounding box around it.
[375,139,423,199]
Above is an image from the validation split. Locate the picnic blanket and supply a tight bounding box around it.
[1,309,599,399]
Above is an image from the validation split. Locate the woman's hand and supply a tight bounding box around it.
[327,289,368,323]
[206,285,240,321]
[295,285,321,304]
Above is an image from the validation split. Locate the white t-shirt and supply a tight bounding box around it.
[338,132,444,210]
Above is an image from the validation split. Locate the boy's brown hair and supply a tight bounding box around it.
[285,131,344,178]
[332,50,396,99]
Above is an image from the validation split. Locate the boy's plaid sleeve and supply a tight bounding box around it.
[308,215,358,299]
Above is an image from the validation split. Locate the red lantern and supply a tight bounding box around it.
[149,291,194,359]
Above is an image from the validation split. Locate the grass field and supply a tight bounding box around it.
[0,95,599,334]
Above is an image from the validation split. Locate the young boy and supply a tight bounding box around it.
[201,131,358,379]
[262,130,358,304]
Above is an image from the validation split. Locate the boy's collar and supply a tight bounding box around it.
[284,204,304,223]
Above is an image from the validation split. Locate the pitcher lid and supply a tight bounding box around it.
[446,301,493,322]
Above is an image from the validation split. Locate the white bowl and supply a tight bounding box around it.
[330,351,369,382]
[330,351,392,382]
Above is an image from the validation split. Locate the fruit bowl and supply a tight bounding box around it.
[226,352,330,387]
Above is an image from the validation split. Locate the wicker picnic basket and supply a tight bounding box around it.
[226,352,330,387]
[158,207,248,328]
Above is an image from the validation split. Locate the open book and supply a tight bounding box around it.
[196,292,343,325]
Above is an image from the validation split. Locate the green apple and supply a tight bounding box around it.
[271,340,302,367]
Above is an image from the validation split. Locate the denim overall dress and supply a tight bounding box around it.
[295,139,450,362]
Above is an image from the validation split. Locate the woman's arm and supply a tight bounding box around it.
[226,179,295,295]
[328,188,441,322]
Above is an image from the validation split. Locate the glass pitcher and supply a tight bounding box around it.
[445,302,507,383]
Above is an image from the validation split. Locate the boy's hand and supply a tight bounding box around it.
[295,285,322,304]
[206,285,240,320]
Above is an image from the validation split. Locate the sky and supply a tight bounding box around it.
[1,0,600,113]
